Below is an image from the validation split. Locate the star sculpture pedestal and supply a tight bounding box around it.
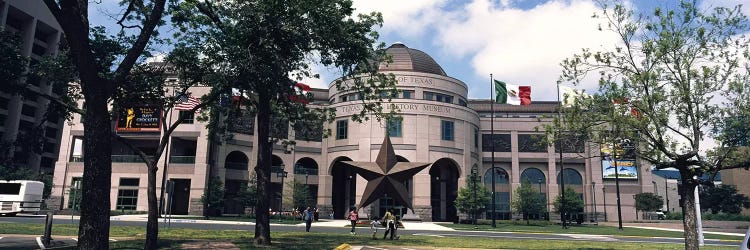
[342,135,430,213]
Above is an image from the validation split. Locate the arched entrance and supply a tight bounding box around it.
[294,157,318,208]
[331,156,356,219]
[430,158,460,222]
[271,154,285,212]
[557,168,584,221]
[223,151,249,214]
[520,167,547,220]
[484,167,510,220]
[375,155,411,219]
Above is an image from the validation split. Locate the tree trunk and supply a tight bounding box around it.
[78,91,112,249]
[253,93,272,245]
[145,161,159,249]
[681,178,699,250]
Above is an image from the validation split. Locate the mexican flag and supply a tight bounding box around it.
[494,80,531,105]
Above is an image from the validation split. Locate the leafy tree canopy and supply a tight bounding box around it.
[454,175,491,216]
[553,186,583,215]
[547,1,749,247]
[700,185,750,214]
[634,192,663,212]
[512,179,547,224]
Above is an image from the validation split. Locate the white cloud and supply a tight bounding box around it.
[433,0,621,100]
[351,0,447,38]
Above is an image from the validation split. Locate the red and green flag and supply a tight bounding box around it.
[494,80,531,105]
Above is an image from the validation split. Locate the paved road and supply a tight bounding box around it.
[0,215,742,249]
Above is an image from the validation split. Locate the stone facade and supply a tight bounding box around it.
[50,43,654,223]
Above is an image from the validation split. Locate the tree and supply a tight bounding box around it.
[454,177,491,222]
[634,192,663,220]
[43,1,168,248]
[236,181,258,215]
[512,179,547,225]
[700,185,750,214]
[111,59,217,249]
[292,181,313,211]
[170,0,397,245]
[551,1,750,248]
[553,187,583,225]
[201,176,225,216]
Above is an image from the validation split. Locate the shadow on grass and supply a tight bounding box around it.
[111,239,217,249]
[238,233,431,249]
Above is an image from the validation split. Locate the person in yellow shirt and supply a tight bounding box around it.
[382,209,397,240]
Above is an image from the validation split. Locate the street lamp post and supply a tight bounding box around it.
[471,167,479,229]
[277,170,288,222]
[592,181,597,223]
[538,177,543,220]
[537,178,542,193]
[602,186,608,222]
[665,177,670,212]
[612,140,623,230]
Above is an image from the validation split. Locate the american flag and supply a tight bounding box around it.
[175,96,201,111]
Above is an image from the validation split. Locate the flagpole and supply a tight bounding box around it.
[490,74,496,228]
[556,82,567,229]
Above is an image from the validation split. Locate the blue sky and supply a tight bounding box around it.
[90,0,749,101]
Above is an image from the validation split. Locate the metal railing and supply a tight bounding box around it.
[112,155,152,163]
[225,162,249,170]
[294,167,318,175]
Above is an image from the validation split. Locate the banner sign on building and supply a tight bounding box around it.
[601,159,638,179]
[115,107,161,132]
[600,139,638,179]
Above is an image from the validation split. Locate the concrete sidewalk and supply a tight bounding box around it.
[107,214,455,231]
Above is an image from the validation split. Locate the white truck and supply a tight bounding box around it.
[0,180,44,216]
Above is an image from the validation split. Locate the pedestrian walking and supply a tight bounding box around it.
[349,208,359,235]
[383,209,397,240]
[314,207,319,221]
[304,207,314,232]
[370,217,380,239]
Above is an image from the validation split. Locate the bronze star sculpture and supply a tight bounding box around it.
[342,135,430,211]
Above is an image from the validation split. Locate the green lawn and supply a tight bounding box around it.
[0,223,740,249]
[116,232,737,250]
[444,221,744,241]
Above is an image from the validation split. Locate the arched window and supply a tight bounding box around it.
[483,168,509,185]
[224,151,248,170]
[520,168,545,184]
[557,168,583,185]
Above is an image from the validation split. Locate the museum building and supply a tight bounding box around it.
[50,43,654,222]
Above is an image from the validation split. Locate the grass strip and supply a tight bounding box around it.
[444,222,743,241]
[0,223,739,249]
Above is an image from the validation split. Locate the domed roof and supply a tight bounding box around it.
[379,43,446,76]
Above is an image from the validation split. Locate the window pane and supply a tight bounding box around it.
[387,118,402,137]
[482,134,512,152]
[179,111,194,124]
[336,120,348,140]
[116,189,138,210]
[518,134,547,152]
[441,120,454,141]
[119,178,140,187]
